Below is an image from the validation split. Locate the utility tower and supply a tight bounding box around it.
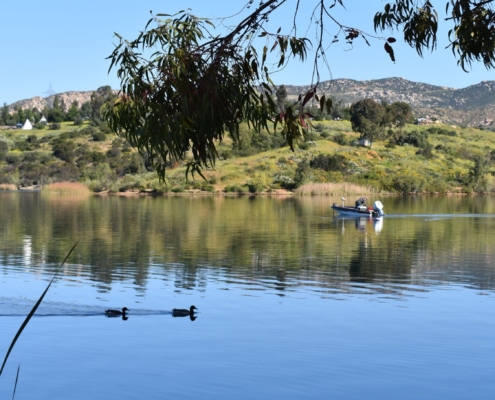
[43,83,56,97]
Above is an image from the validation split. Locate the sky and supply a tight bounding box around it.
[1,0,494,106]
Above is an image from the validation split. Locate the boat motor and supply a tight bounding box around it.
[373,201,385,217]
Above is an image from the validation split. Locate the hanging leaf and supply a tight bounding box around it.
[384,42,395,62]
[325,98,333,113]
[301,88,316,107]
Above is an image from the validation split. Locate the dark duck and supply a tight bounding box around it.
[172,305,197,317]
[105,307,129,317]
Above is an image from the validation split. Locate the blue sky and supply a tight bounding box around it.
[2,0,493,106]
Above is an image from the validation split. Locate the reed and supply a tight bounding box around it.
[42,182,91,195]
[294,182,380,196]
[12,364,20,399]
[0,184,17,191]
[0,243,78,377]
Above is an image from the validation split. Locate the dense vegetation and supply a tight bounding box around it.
[1,105,494,194]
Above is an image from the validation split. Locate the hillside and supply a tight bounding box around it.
[6,78,495,126]
[8,91,95,112]
[0,120,494,195]
[286,78,495,127]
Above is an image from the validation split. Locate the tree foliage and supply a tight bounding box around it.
[104,1,495,179]
[350,99,388,143]
[375,0,495,71]
[90,86,116,125]
[104,8,331,179]
[386,101,414,130]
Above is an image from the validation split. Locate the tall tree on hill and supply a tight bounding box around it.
[91,86,115,125]
[386,101,414,137]
[48,95,65,123]
[80,101,91,120]
[104,0,495,179]
[350,99,388,147]
[66,101,80,123]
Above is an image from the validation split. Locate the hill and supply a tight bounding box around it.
[1,120,494,195]
[8,91,95,112]
[286,78,495,127]
[6,78,495,126]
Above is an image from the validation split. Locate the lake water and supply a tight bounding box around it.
[0,192,494,399]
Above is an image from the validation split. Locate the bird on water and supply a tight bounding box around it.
[105,307,129,316]
[172,305,197,317]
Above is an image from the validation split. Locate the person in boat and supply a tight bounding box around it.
[355,197,367,208]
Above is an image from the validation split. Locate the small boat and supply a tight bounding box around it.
[332,199,385,218]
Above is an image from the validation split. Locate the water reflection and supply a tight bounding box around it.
[0,192,495,299]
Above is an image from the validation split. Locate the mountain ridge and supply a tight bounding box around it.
[7,78,495,127]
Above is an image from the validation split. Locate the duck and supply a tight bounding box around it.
[105,307,129,316]
[172,305,197,317]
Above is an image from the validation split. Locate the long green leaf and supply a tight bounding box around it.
[0,242,78,377]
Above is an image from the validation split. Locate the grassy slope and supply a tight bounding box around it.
[1,120,494,194]
[162,119,495,194]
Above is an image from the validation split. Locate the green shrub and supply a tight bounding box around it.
[313,123,326,132]
[247,173,267,193]
[272,174,295,190]
[427,126,457,136]
[395,130,429,148]
[389,173,426,194]
[310,154,348,173]
[385,139,396,148]
[79,126,97,136]
[92,131,107,142]
[332,132,349,145]
[0,140,8,161]
[293,158,311,188]
[224,184,248,193]
[49,123,61,130]
[415,144,434,159]
[424,177,450,194]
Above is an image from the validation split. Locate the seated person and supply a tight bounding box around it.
[355,197,367,208]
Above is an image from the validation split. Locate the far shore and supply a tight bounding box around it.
[0,183,483,196]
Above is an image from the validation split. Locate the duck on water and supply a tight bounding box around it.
[105,307,129,317]
[172,305,197,317]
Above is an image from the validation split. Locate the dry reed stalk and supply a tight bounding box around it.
[42,182,91,195]
[295,183,379,196]
[0,184,17,191]
[0,243,78,376]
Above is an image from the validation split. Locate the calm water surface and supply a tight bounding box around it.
[0,192,494,399]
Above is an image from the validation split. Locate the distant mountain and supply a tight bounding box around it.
[285,77,495,127]
[8,91,95,113]
[7,78,495,127]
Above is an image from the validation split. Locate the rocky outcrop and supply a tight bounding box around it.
[8,91,97,112]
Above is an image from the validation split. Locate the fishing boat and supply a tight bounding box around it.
[331,198,385,218]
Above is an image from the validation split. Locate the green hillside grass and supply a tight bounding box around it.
[0,120,494,195]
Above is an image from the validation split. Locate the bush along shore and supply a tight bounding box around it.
[1,119,494,196]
